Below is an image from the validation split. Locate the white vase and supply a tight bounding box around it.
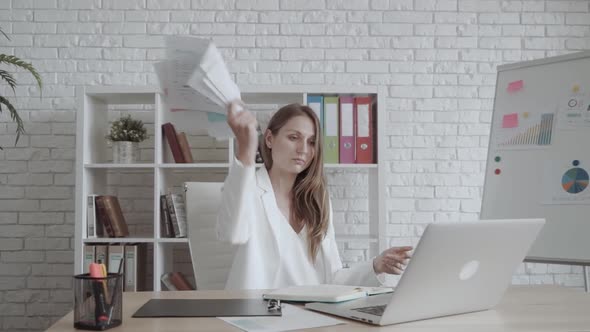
[112,141,139,164]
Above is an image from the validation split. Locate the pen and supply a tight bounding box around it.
[106,259,124,325]
[99,263,110,303]
[89,263,109,327]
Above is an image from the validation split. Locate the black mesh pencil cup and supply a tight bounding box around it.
[73,273,123,330]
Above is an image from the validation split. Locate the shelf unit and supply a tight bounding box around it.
[74,85,386,291]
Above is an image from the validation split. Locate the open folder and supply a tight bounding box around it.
[262,284,393,303]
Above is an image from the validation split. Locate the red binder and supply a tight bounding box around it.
[355,97,374,163]
[339,96,355,164]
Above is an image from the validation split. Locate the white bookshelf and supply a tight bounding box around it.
[74,85,386,291]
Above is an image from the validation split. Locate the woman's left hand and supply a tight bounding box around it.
[373,246,413,275]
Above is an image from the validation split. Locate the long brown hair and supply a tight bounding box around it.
[260,103,329,263]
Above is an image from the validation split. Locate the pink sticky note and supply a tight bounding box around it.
[502,113,518,128]
[507,80,523,93]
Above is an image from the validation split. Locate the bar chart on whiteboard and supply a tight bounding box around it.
[493,111,555,149]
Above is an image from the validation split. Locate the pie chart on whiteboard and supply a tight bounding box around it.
[561,168,589,194]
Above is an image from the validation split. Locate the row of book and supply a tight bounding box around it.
[84,244,147,292]
[160,193,187,238]
[87,195,129,238]
[86,192,187,239]
[163,122,195,163]
[307,95,376,164]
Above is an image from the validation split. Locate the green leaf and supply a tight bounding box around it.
[0,96,25,147]
[0,69,17,94]
[107,115,148,142]
[0,54,43,91]
[0,27,9,41]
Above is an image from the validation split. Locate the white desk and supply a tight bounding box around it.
[47,286,590,331]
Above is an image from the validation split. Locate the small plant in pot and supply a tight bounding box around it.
[107,115,148,164]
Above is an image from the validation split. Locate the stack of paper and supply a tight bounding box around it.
[262,284,394,303]
[154,36,240,139]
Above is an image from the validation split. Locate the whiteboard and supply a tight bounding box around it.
[481,51,590,264]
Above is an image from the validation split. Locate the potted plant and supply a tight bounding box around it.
[0,28,42,149]
[107,115,148,163]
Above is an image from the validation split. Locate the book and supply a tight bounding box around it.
[169,272,194,291]
[262,284,394,303]
[107,244,125,274]
[166,193,186,238]
[101,196,129,237]
[160,272,193,291]
[165,193,180,237]
[177,132,194,163]
[86,195,98,238]
[162,122,185,163]
[160,272,178,291]
[159,195,174,237]
[83,245,95,274]
[124,243,147,292]
[95,196,115,237]
[94,245,108,266]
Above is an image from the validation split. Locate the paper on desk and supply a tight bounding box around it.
[218,304,344,332]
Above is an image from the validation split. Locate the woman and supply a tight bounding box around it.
[217,101,412,290]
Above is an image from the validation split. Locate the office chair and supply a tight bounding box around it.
[185,182,237,290]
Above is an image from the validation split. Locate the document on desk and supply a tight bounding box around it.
[263,284,394,303]
[219,304,343,332]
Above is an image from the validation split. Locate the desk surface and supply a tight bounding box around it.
[47,286,589,331]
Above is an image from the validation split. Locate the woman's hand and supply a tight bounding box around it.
[373,246,413,275]
[227,100,258,166]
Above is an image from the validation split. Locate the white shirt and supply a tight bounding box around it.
[274,221,324,287]
[217,158,383,290]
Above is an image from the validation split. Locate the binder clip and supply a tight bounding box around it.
[267,299,282,313]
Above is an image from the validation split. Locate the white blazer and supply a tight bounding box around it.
[217,159,381,290]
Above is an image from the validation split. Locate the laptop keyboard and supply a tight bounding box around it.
[351,305,386,316]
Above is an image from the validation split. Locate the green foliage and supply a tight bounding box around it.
[107,115,148,142]
[0,27,43,149]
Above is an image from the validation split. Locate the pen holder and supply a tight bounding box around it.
[73,273,123,330]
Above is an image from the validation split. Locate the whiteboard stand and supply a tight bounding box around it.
[525,258,590,292]
[481,51,590,293]
[585,266,589,293]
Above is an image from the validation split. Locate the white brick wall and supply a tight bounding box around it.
[1,0,590,330]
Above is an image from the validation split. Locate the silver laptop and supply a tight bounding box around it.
[306,219,545,326]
